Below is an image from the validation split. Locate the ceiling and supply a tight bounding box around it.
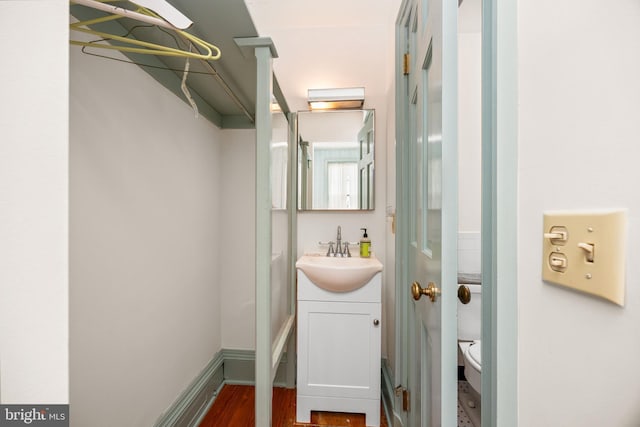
[245,0,402,112]
[245,0,480,112]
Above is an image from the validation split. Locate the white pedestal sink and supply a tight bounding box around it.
[296,253,383,427]
[295,253,383,292]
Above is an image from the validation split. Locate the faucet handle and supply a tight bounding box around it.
[318,241,336,256]
[327,242,335,257]
[344,242,351,257]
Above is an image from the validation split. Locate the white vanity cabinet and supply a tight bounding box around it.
[296,268,381,427]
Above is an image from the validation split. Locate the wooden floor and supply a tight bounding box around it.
[198,384,389,427]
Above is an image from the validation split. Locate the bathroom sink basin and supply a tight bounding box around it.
[296,254,383,292]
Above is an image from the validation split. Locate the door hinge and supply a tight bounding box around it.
[403,53,410,75]
[395,386,410,412]
[403,389,410,412]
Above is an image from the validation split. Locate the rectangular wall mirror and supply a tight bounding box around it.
[297,109,375,211]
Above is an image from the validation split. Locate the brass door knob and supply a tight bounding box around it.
[458,284,471,304]
[411,281,440,302]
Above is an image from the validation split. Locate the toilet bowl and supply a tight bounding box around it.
[463,341,481,394]
[457,282,481,395]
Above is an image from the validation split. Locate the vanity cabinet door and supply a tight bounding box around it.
[297,300,381,400]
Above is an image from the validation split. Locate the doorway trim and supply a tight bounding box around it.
[481,0,518,426]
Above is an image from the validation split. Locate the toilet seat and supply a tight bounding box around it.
[463,341,481,394]
[466,341,481,372]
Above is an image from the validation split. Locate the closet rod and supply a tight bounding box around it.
[174,32,254,124]
[196,57,255,124]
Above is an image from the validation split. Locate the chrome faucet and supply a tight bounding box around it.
[334,226,352,257]
[319,226,352,257]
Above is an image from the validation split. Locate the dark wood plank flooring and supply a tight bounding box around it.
[198,384,389,427]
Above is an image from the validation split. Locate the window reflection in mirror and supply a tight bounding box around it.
[297,109,374,211]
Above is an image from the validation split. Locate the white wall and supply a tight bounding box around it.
[70,37,227,425]
[219,129,257,350]
[457,3,482,275]
[0,0,69,404]
[518,0,640,425]
[457,31,481,235]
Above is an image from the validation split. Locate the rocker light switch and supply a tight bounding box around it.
[541,210,626,306]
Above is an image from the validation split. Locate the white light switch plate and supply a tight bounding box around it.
[541,210,626,306]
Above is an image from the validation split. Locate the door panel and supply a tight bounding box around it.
[399,0,457,425]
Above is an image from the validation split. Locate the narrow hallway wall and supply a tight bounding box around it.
[70,40,226,425]
[518,0,640,425]
[0,0,69,404]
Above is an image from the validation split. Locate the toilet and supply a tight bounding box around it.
[463,341,481,394]
[457,282,482,394]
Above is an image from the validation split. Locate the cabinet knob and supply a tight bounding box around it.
[373,319,380,326]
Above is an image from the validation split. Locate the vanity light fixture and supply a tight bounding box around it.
[307,87,365,110]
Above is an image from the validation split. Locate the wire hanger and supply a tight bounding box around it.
[70,0,221,61]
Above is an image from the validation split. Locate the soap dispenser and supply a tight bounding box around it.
[360,228,371,258]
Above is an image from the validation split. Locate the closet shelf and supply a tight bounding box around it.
[70,0,288,128]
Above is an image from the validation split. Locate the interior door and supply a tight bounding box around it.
[401,0,458,425]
